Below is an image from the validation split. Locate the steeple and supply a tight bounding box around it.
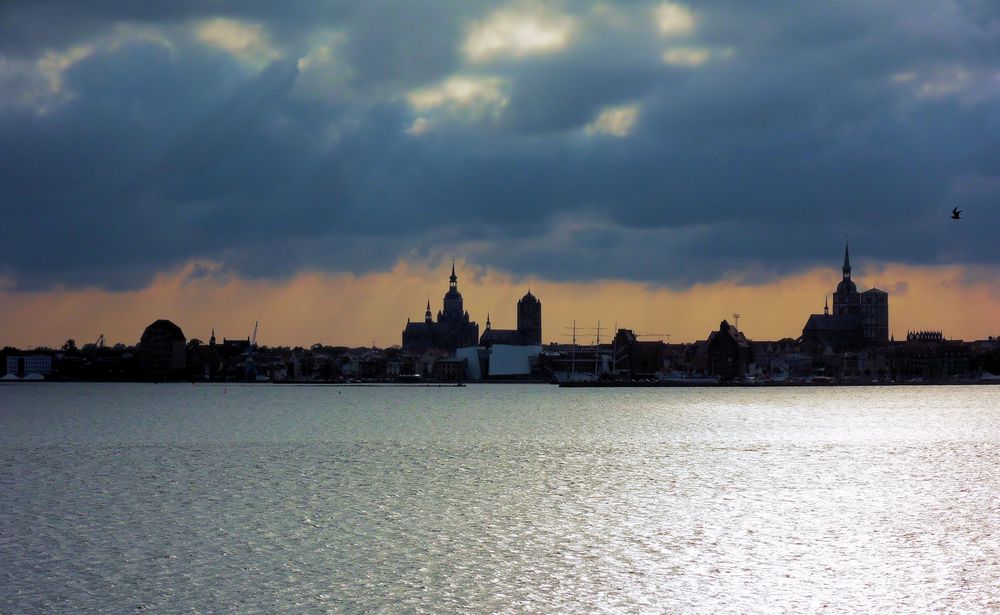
[210,328,216,346]
[424,299,432,323]
[842,239,851,279]
[443,259,464,318]
[824,295,829,316]
[485,313,491,330]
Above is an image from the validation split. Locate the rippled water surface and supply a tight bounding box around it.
[2,383,1000,613]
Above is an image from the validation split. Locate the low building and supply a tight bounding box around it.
[612,329,666,379]
[434,357,468,381]
[705,320,753,381]
[889,332,971,380]
[5,355,53,378]
[483,344,541,379]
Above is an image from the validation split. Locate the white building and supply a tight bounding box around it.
[6,355,53,378]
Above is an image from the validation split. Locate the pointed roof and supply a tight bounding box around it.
[842,240,851,277]
[445,259,462,300]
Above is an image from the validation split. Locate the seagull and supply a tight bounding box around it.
[951,207,962,220]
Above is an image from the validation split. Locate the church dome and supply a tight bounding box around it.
[520,289,539,303]
[836,278,857,295]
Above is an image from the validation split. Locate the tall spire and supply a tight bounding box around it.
[449,258,457,289]
[425,299,432,322]
[842,239,851,279]
[824,295,829,315]
[486,313,491,329]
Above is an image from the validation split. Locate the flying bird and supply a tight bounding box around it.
[951,207,962,220]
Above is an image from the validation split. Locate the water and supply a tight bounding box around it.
[2,383,999,613]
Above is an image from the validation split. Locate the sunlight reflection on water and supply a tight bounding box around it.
[2,383,999,612]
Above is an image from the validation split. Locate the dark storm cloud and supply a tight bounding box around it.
[1,0,999,291]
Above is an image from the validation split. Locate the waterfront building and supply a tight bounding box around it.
[802,242,889,349]
[139,319,187,378]
[402,262,480,354]
[612,329,666,379]
[890,332,970,380]
[5,355,53,378]
[705,320,753,381]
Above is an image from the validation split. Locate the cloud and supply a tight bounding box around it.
[661,46,710,67]
[585,103,640,137]
[37,45,94,96]
[1,0,999,305]
[463,6,575,62]
[406,116,432,135]
[654,2,696,37]
[194,17,280,69]
[407,74,508,122]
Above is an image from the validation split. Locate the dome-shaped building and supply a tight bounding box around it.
[139,319,187,378]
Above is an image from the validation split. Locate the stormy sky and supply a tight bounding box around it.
[2,0,999,294]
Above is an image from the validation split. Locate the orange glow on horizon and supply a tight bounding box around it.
[0,260,997,349]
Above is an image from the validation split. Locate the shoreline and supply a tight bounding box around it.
[3,379,999,387]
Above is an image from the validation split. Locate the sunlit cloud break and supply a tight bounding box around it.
[463,7,575,62]
[662,46,711,67]
[407,75,508,122]
[586,104,640,137]
[654,2,696,37]
[194,18,280,69]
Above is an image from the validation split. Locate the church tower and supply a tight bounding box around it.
[832,241,861,316]
[442,259,464,320]
[516,290,542,345]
